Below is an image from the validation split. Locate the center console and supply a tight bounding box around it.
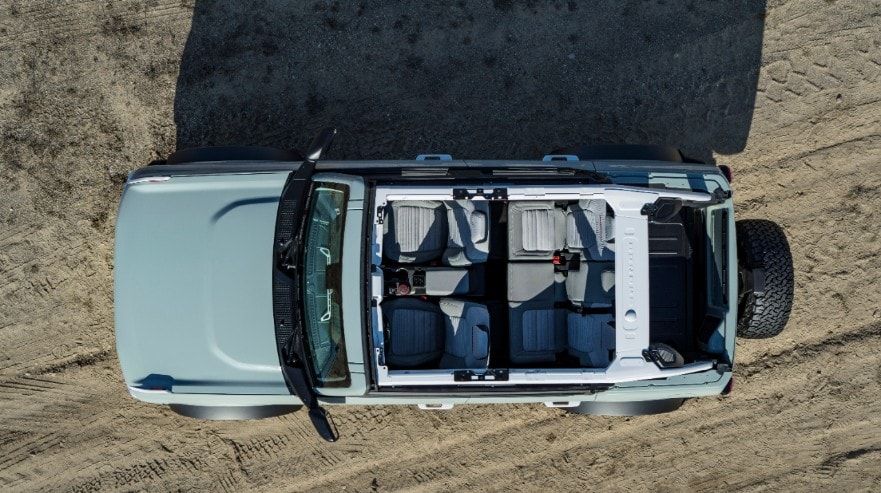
[383,266,481,297]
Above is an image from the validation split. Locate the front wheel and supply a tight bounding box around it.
[736,219,794,339]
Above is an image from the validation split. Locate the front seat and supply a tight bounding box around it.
[383,201,449,264]
[382,298,490,369]
[438,299,490,369]
[384,200,491,266]
[443,200,490,266]
[382,298,445,367]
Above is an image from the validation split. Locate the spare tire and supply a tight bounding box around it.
[736,219,794,339]
[166,146,302,164]
[547,144,699,163]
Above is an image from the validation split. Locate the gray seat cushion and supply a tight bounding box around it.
[423,268,470,296]
[443,200,490,266]
[507,262,565,302]
[567,313,615,367]
[383,201,448,264]
[438,299,490,369]
[509,302,566,364]
[382,298,490,369]
[508,201,565,260]
[565,261,615,307]
[566,200,615,261]
[382,298,445,367]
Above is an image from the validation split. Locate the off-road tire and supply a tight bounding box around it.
[736,219,794,338]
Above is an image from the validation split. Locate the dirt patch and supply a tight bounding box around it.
[2,0,880,491]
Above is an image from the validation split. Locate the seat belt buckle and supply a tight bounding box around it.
[552,251,581,274]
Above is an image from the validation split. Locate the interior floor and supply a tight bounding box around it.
[375,196,703,372]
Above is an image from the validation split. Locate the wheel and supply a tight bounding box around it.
[547,144,700,163]
[566,398,685,416]
[169,404,302,420]
[165,146,302,164]
[736,219,794,339]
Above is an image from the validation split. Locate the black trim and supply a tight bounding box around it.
[369,384,613,397]
[362,182,377,390]
[131,161,299,181]
[641,197,683,221]
[360,182,376,388]
[453,187,508,200]
[126,162,613,186]
[270,127,340,442]
[640,193,727,221]
[166,146,302,165]
[454,369,509,382]
[548,144,691,163]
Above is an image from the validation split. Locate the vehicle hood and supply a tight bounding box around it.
[114,172,291,394]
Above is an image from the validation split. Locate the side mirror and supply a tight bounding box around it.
[305,127,337,163]
[309,407,339,442]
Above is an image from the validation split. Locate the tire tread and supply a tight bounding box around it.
[736,219,794,339]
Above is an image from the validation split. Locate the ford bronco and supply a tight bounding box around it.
[114,128,793,441]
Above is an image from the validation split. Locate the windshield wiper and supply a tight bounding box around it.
[275,127,338,276]
[272,127,340,442]
[277,237,298,273]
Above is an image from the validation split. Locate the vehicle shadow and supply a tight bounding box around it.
[174,1,767,163]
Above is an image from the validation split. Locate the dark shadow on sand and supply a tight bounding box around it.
[174,1,766,163]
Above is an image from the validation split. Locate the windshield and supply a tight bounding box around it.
[301,182,350,387]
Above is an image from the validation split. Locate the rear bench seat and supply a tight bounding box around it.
[507,201,565,260]
[567,312,615,367]
[507,201,566,364]
[565,263,615,308]
[566,199,615,261]
[507,261,566,364]
[507,200,617,366]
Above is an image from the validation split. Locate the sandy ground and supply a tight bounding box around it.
[2,0,881,491]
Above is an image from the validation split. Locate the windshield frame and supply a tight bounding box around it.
[298,181,351,388]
